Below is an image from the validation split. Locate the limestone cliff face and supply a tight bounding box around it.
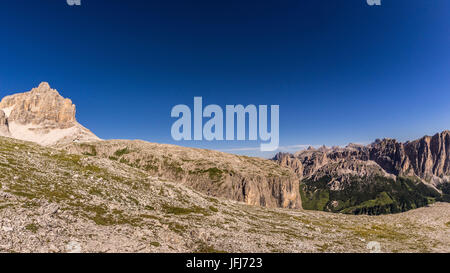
[0,82,99,145]
[184,173,300,209]
[0,82,76,128]
[60,140,301,209]
[403,131,450,179]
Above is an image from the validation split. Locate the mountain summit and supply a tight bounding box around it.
[0,82,99,145]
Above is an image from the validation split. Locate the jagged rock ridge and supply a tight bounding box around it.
[60,140,301,209]
[274,132,450,214]
[275,131,450,183]
[0,82,100,146]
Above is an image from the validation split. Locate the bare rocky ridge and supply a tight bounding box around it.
[276,132,450,182]
[274,132,450,214]
[59,140,301,209]
[0,136,448,253]
[0,82,100,145]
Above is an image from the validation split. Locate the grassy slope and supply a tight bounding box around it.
[0,137,449,253]
[300,175,443,215]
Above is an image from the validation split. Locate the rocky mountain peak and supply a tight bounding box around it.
[0,82,99,145]
[0,82,76,127]
[32,81,52,93]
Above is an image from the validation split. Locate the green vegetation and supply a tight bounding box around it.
[341,192,395,215]
[150,242,161,247]
[350,223,410,241]
[209,206,218,212]
[194,241,227,253]
[437,182,450,202]
[300,183,329,211]
[167,222,187,234]
[164,160,184,178]
[162,204,210,216]
[189,167,224,182]
[81,204,143,226]
[88,187,103,196]
[0,203,13,210]
[207,197,219,204]
[114,147,131,157]
[144,163,158,172]
[81,144,97,156]
[300,175,441,215]
[25,223,39,233]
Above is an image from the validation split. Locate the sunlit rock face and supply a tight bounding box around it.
[0,82,100,145]
[274,132,450,215]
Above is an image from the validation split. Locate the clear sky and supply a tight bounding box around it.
[1,0,449,157]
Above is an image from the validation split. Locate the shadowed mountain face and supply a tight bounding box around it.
[274,132,450,215]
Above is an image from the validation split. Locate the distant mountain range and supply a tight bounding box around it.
[274,132,450,214]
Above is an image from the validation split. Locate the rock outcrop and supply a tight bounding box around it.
[403,132,450,179]
[60,139,301,209]
[275,131,450,183]
[274,131,450,214]
[0,82,100,145]
[0,110,9,135]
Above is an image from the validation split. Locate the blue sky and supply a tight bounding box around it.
[1,0,449,157]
